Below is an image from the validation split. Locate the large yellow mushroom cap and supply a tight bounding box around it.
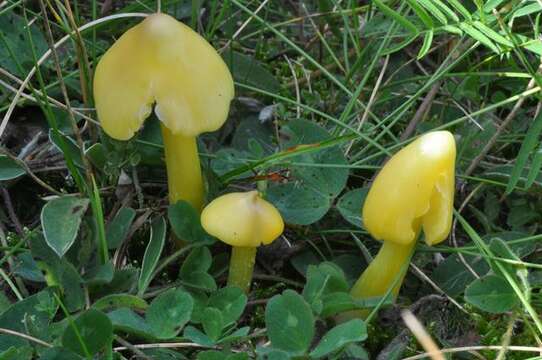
[362,131,456,246]
[201,191,284,247]
[93,13,235,140]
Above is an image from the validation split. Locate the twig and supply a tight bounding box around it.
[1,188,23,236]
[114,335,152,360]
[0,327,52,348]
[402,345,542,360]
[400,82,441,141]
[402,310,445,360]
[0,149,62,195]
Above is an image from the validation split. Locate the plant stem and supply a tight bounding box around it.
[228,246,257,293]
[349,240,416,319]
[161,124,204,212]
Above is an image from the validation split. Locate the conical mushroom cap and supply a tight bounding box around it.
[201,191,284,247]
[93,13,234,140]
[362,131,456,246]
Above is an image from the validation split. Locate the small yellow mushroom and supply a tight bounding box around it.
[350,131,456,318]
[94,13,234,211]
[201,191,284,293]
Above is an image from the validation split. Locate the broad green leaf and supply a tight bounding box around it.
[61,309,113,357]
[107,308,154,339]
[39,347,82,360]
[0,156,25,181]
[207,286,247,326]
[310,319,367,358]
[93,294,148,311]
[106,207,136,249]
[336,188,368,228]
[202,307,223,341]
[431,254,489,297]
[222,50,280,93]
[41,196,89,257]
[180,247,216,291]
[138,217,166,296]
[267,184,330,225]
[183,325,215,347]
[0,11,47,76]
[465,274,518,313]
[0,291,53,351]
[147,288,194,339]
[265,290,315,354]
[168,201,210,243]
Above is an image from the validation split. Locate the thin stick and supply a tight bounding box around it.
[402,310,445,360]
[0,327,52,348]
[403,345,542,360]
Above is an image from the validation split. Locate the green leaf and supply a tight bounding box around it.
[0,156,25,181]
[431,254,489,297]
[92,294,148,311]
[138,217,166,296]
[202,307,223,341]
[107,308,154,339]
[303,262,349,313]
[198,350,248,360]
[147,288,194,339]
[49,130,84,168]
[180,247,217,291]
[168,201,210,243]
[374,0,419,34]
[39,347,82,360]
[222,50,280,93]
[336,188,368,228]
[417,0,447,24]
[406,0,433,28]
[0,10,48,76]
[310,319,368,358]
[0,346,33,360]
[506,111,542,194]
[106,207,136,249]
[265,290,315,354]
[207,286,247,326]
[267,119,349,225]
[417,30,434,59]
[0,291,53,351]
[459,23,500,53]
[267,184,330,225]
[183,325,215,347]
[465,275,518,313]
[41,196,90,257]
[61,309,113,357]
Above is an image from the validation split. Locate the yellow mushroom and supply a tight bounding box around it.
[94,13,234,211]
[350,131,456,318]
[201,191,284,293]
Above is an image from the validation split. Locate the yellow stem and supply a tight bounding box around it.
[345,240,416,320]
[228,246,256,293]
[161,124,204,212]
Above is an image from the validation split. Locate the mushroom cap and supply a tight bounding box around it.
[201,191,284,247]
[362,131,456,246]
[93,13,234,140]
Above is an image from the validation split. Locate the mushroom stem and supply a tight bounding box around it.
[348,240,416,319]
[161,124,204,212]
[228,246,257,293]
